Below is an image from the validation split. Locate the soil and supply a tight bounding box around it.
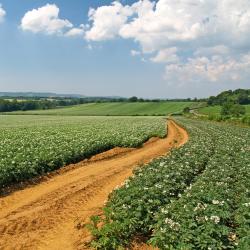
[0,120,188,250]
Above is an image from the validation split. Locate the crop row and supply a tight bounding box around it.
[151,123,250,249]
[0,116,166,188]
[88,118,250,249]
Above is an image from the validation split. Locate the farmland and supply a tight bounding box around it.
[6,101,194,116]
[2,1,250,249]
[0,115,166,188]
[198,104,250,116]
[0,105,249,250]
[88,118,250,249]
[0,118,186,249]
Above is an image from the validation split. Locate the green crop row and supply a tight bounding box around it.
[88,118,250,250]
[151,124,250,249]
[0,115,166,188]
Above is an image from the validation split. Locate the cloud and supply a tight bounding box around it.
[119,0,206,53]
[64,25,85,37]
[20,4,73,35]
[0,4,6,23]
[18,1,250,86]
[130,50,140,56]
[151,47,179,63]
[164,54,250,84]
[84,0,250,86]
[85,1,134,41]
[194,45,230,57]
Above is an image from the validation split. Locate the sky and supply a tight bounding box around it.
[0,0,250,98]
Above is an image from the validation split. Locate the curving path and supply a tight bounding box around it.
[0,120,188,250]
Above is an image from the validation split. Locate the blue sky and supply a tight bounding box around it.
[0,0,249,98]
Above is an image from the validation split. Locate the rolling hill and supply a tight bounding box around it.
[6,102,195,116]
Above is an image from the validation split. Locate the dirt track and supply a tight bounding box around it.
[0,120,188,250]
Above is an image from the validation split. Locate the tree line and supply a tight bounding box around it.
[207,89,250,106]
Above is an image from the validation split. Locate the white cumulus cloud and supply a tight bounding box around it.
[151,47,179,63]
[20,4,73,35]
[164,54,250,83]
[18,1,250,87]
[84,0,250,85]
[64,25,85,37]
[85,1,134,41]
[0,4,6,23]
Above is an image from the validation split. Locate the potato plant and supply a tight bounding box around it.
[0,115,166,188]
[151,126,250,249]
[88,118,250,250]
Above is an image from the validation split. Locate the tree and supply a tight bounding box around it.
[238,93,250,105]
[183,107,190,113]
[221,102,246,117]
[128,96,138,102]
[221,102,233,116]
[230,104,246,117]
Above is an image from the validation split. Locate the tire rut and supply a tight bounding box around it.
[0,120,188,250]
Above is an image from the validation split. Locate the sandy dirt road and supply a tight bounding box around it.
[0,120,188,250]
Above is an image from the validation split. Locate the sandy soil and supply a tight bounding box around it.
[0,120,188,250]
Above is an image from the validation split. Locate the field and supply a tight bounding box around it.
[0,110,249,249]
[6,102,194,116]
[0,115,166,187]
[88,118,250,249]
[199,104,250,116]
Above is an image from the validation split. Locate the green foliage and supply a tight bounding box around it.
[183,107,191,113]
[0,99,58,112]
[199,105,250,125]
[230,104,246,117]
[6,102,195,116]
[128,96,138,102]
[0,115,166,188]
[88,118,250,249]
[221,102,246,117]
[242,116,250,126]
[207,89,250,106]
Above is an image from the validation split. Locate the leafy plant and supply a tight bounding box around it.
[0,116,166,188]
[88,118,250,250]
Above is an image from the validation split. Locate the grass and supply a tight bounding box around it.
[198,104,250,116]
[6,102,195,116]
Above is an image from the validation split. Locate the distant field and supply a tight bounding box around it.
[199,105,250,116]
[6,102,195,116]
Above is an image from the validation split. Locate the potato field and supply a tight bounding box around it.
[88,118,250,250]
[0,115,166,188]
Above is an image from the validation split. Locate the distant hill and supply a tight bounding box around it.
[0,92,85,98]
[7,102,196,116]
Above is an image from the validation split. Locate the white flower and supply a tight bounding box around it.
[194,203,207,212]
[210,216,220,224]
[212,200,225,206]
[165,218,180,231]
[161,208,168,214]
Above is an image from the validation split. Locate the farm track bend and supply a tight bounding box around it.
[0,120,188,250]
